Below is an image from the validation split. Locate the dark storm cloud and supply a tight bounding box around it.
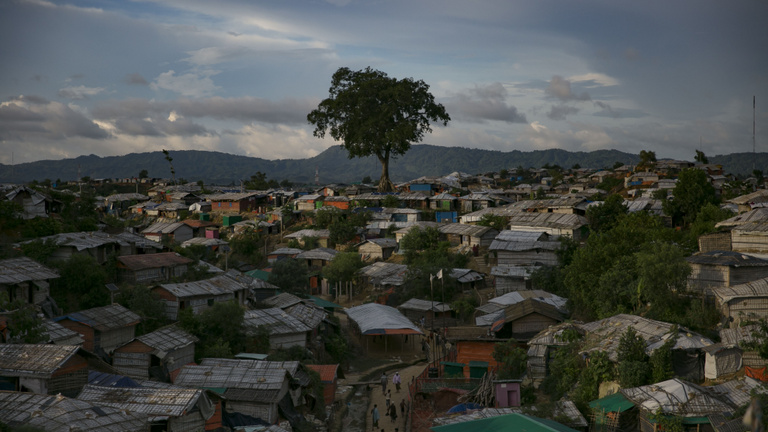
[547,104,579,121]
[593,101,648,119]
[448,83,527,124]
[546,76,590,102]
[10,95,49,105]
[0,98,109,141]
[124,73,149,86]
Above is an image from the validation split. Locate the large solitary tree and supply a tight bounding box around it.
[308,67,450,192]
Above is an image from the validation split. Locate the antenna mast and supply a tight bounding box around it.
[753,95,756,172]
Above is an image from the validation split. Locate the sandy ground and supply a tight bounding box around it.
[366,363,426,432]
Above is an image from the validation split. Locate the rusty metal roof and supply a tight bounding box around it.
[0,257,59,284]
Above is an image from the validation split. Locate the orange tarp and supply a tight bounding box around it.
[746,366,768,382]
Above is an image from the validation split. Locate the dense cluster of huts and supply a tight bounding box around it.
[2,162,768,431]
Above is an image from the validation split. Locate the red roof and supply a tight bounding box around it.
[306,364,339,383]
[182,219,218,228]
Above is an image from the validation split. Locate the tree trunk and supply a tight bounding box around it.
[377,152,395,192]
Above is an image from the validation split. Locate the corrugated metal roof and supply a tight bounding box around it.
[490,265,539,278]
[345,303,423,335]
[268,248,303,256]
[117,252,193,270]
[142,220,187,234]
[264,292,303,309]
[285,303,327,329]
[398,298,451,312]
[43,318,84,345]
[727,189,768,205]
[175,359,296,400]
[296,247,338,261]
[105,193,150,203]
[449,268,484,283]
[284,229,330,239]
[713,277,768,303]
[393,222,440,234]
[56,304,141,332]
[495,230,548,242]
[17,231,124,252]
[364,238,397,248]
[439,223,496,237]
[507,212,587,230]
[0,344,80,377]
[716,208,768,228]
[156,273,249,298]
[0,391,148,432]
[733,220,768,234]
[135,324,198,353]
[358,262,408,283]
[687,251,768,267]
[719,325,759,347]
[0,257,59,284]
[181,237,229,248]
[432,412,580,432]
[207,192,266,201]
[620,378,734,417]
[77,384,206,418]
[489,290,568,313]
[581,314,712,361]
[432,402,587,429]
[243,308,311,334]
[711,377,767,408]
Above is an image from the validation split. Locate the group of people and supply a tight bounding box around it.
[371,371,406,430]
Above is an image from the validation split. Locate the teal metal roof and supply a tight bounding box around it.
[431,413,579,432]
[307,295,343,309]
[589,392,635,413]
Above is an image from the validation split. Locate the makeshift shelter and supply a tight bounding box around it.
[526,323,585,383]
[0,344,91,397]
[345,303,423,353]
[0,256,59,306]
[0,391,148,432]
[54,304,141,354]
[305,364,339,407]
[686,251,768,296]
[589,392,638,432]
[113,324,198,380]
[174,358,301,423]
[489,230,561,267]
[243,308,311,349]
[703,343,743,380]
[714,277,768,325]
[77,383,215,432]
[398,298,452,326]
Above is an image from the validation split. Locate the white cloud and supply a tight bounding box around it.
[150,70,220,98]
[226,123,328,160]
[567,73,619,87]
[57,85,105,100]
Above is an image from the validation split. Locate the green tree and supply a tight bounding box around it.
[585,194,628,233]
[269,259,309,292]
[361,175,373,184]
[53,254,109,312]
[308,66,450,192]
[492,339,528,379]
[694,150,708,164]
[0,293,47,344]
[162,149,176,185]
[322,252,364,286]
[381,194,400,208]
[245,171,278,190]
[329,219,358,246]
[114,286,167,335]
[477,213,508,232]
[139,169,148,179]
[663,168,719,227]
[617,327,651,388]
[638,150,657,171]
[19,239,59,265]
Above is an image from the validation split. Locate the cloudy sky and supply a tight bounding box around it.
[2,0,767,166]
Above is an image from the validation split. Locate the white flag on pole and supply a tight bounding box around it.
[437,269,443,279]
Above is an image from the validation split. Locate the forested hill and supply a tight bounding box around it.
[0,145,765,184]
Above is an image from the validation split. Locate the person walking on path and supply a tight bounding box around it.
[385,390,391,410]
[380,372,388,395]
[393,372,401,392]
[371,404,380,430]
[400,399,406,416]
[389,403,397,423]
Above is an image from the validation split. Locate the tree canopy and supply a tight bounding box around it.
[662,168,719,227]
[308,66,450,192]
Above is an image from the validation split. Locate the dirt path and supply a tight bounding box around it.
[365,363,426,432]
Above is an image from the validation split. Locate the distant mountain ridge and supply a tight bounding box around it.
[0,145,765,184]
